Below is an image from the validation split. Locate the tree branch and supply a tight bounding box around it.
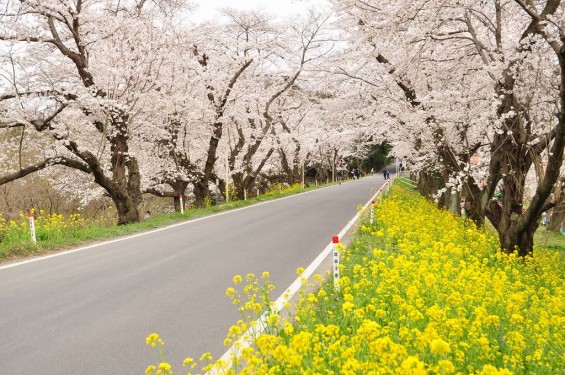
[0,156,90,186]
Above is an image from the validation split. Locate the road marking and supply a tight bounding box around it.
[210,179,390,374]
[0,182,354,271]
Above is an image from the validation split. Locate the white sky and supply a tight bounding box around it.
[190,0,330,20]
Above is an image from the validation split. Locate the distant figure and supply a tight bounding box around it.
[382,169,387,179]
[460,201,467,219]
[144,211,151,220]
[383,169,390,180]
[351,168,359,180]
[370,167,374,174]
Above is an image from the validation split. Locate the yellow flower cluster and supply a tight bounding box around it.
[145,185,564,374]
[213,185,564,374]
[145,333,173,375]
[145,272,279,374]
[146,333,164,348]
[265,183,302,195]
[0,210,107,245]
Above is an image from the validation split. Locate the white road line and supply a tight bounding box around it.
[209,179,391,374]
[0,183,343,271]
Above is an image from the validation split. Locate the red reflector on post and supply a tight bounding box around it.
[332,236,339,244]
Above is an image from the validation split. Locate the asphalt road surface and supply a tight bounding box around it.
[0,175,387,375]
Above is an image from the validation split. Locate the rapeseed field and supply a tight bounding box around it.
[147,185,564,375]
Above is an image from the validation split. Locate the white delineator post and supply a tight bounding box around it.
[301,160,305,190]
[332,235,340,291]
[28,211,36,244]
[370,200,375,225]
[179,194,184,215]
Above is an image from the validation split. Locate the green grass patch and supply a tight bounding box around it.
[535,226,565,256]
[395,177,417,189]
[0,182,332,263]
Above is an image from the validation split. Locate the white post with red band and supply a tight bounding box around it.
[332,235,340,291]
[370,200,375,224]
[179,194,184,215]
[28,212,36,244]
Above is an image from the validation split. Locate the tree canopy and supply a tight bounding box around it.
[1,0,563,254]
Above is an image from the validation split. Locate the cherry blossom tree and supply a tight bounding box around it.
[330,0,564,255]
[179,9,336,200]
[0,0,191,224]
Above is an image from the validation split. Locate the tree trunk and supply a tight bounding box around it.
[417,170,440,199]
[486,170,534,256]
[548,207,565,232]
[232,172,244,200]
[447,189,460,215]
[548,179,565,232]
[192,181,209,208]
[482,5,565,255]
[106,118,142,225]
[232,149,274,200]
[500,225,536,258]
[59,135,142,226]
[461,181,486,226]
[114,196,140,225]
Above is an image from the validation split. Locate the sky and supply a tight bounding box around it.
[190,0,330,20]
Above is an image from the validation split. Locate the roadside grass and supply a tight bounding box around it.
[147,183,565,374]
[534,226,565,256]
[0,182,332,263]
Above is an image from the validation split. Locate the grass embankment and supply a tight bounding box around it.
[0,183,317,263]
[535,227,565,256]
[155,184,564,375]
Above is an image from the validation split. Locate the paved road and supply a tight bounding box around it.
[0,176,386,374]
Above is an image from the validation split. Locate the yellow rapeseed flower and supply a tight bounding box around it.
[200,352,213,362]
[156,362,171,375]
[182,357,196,368]
[145,333,160,348]
[225,287,236,297]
